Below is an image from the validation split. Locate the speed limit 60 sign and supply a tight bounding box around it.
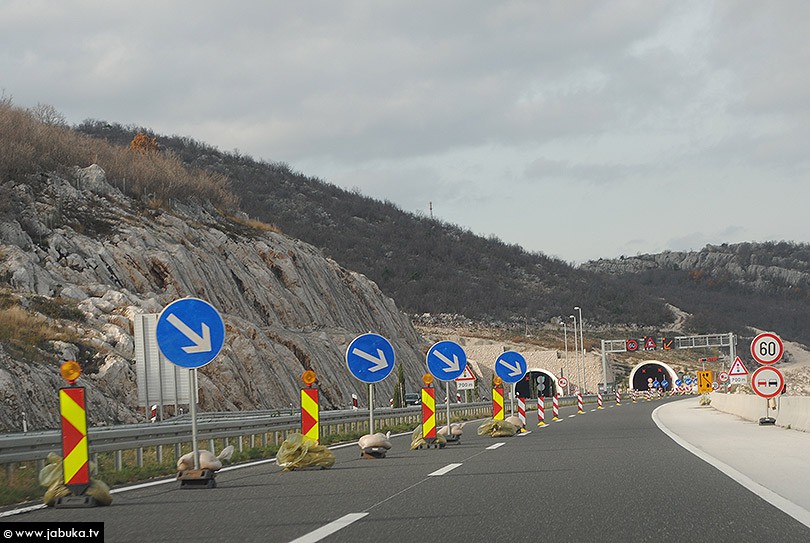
[751,332,783,365]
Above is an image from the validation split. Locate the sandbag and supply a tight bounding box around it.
[477,418,518,437]
[438,422,464,436]
[410,425,447,449]
[506,415,523,428]
[276,433,335,470]
[358,431,392,450]
[177,445,234,472]
[39,453,112,506]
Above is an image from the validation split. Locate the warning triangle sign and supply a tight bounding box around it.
[455,365,476,381]
[729,357,749,376]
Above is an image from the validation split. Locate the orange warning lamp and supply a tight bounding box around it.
[60,360,82,384]
[493,376,503,387]
[422,373,434,387]
[302,370,317,387]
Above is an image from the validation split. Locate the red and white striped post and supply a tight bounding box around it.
[552,394,560,421]
[615,389,621,406]
[577,391,584,414]
[537,396,546,426]
[517,396,526,429]
[597,392,604,409]
[631,389,637,403]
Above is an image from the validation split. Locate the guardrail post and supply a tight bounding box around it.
[262,432,268,447]
[5,463,14,484]
[210,438,216,452]
[90,454,98,476]
[156,445,163,464]
[238,436,244,452]
[114,450,122,471]
[136,448,143,468]
[174,443,182,462]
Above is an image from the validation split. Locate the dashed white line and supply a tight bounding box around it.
[428,463,463,476]
[289,512,369,543]
[486,442,506,450]
[568,414,576,418]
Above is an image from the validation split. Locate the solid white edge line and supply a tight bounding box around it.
[428,463,462,477]
[651,404,810,529]
[288,512,369,543]
[486,442,506,450]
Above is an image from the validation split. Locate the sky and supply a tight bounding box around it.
[2,1,808,264]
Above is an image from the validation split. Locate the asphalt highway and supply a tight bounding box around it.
[3,397,810,542]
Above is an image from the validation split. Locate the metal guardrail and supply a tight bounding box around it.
[0,396,601,468]
[0,403,493,466]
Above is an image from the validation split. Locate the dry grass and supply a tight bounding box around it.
[0,102,239,210]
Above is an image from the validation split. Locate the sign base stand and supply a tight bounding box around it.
[361,447,388,459]
[177,469,217,489]
[759,417,777,426]
[55,494,98,509]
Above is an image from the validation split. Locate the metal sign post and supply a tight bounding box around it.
[155,298,225,488]
[346,333,396,436]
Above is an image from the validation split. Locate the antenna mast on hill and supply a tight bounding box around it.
[429,201,433,219]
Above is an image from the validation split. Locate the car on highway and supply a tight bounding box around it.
[404,392,421,406]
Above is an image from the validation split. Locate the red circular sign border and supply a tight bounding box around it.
[750,332,784,365]
[750,366,784,399]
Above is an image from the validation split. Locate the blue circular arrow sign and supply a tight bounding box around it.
[156,298,225,369]
[426,341,467,381]
[495,350,527,383]
[345,333,396,383]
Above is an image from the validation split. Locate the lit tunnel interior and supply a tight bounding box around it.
[515,370,556,398]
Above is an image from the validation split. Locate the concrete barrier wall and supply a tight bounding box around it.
[709,393,810,433]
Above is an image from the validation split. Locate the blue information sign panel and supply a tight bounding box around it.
[346,333,395,383]
[495,351,527,383]
[156,298,225,369]
[426,341,467,382]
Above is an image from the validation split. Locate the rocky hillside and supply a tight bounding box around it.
[582,242,810,346]
[0,165,428,432]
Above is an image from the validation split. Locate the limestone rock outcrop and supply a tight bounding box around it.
[0,166,427,431]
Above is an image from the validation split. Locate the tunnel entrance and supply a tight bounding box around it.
[515,370,556,398]
[631,362,672,391]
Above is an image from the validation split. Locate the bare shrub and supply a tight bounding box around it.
[0,103,238,210]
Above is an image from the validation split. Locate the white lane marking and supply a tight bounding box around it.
[428,462,463,477]
[289,512,369,543]
[652,405,810,529]
[590,408,597,412]
[517,430,532,436]
[0,504,46,518]
[568,414,576,418]
[487,442,506,450]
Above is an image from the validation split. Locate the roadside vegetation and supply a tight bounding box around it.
[0,99,237,211]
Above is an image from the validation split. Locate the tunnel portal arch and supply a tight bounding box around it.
[629,361,679,391]
[515,369,558,398]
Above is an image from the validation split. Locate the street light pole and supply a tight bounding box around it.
[570,315,579,394]
[575,306,585,393]
[560,321,570,395]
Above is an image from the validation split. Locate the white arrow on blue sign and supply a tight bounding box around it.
[495,351,527,383]
[346,333,396,383]
[426,340,467,381]
[675,379,683,386]
[156,298,225,369]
